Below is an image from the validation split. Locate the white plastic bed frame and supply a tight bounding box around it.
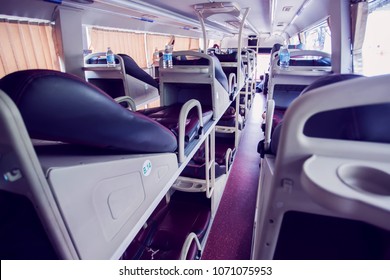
[263,49,332,151]
[251,74,390,260]
[0,89,218,260]
[83,52,159,110]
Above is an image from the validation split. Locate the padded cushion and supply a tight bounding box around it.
[118,54,159,89]
[212,55,229,92]
[0,70,177,153]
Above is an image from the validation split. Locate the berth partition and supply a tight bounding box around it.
[83,52,160,110]
[159,51,233,121]
[0,69,222,260]
[252,74,390,260]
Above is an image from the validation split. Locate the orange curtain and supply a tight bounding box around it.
[146,34,199,56]
[145,33,171,62]
[189,38,200,50]
[0,20,60,78]
[174,37,191,51]
[89,27,147,68]
[89,28,200,67]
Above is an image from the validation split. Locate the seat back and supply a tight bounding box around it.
[270,74,363,155]
[84,52,160,108]
[0,69,177,153]
[118,53,158,89]
[275,74,390,228]
[215,51,246,90]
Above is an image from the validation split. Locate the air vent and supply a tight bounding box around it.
[276,22,286,27]
[282,6,293,12]
[193,2,241,18]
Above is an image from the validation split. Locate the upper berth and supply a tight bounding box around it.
[158,51,235,120]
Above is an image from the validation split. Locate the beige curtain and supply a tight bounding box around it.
[174,37,191,51]
[89,29,200,67]
[89,27,147,68]
[189,38,200,50]
[145,33,171,62]
[146,34,200,55]
[0,20,60,78]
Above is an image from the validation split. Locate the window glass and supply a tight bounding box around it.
[289,34,300,46]
[361,2,390,76]
[300,20,331,53]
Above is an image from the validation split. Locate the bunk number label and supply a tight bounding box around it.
[142,160,152,176]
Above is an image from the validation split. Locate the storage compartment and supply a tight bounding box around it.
[274,211,390,260]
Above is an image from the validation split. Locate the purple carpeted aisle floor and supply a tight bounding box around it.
[202,93,265,260]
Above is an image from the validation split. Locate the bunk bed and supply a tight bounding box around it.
[252,74,390,260]
[261,49,332,155]
[0,68,221,260]
[0,1,252,261]
[123,50,240,259]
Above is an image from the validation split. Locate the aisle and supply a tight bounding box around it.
[202,93,265,260]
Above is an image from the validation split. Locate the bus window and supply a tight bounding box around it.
[300,20,332,53]
[361,2,390,76]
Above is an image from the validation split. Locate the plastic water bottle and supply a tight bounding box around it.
[279,46,290,69]
[153,47,160,65]
[106,47,115,67]
[163,44,173,68]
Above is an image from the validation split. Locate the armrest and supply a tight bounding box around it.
[114,96,136,111]
[225,147,233,174]
[179,232,202,260]
[228,73,237,100]
[178,99,204,163]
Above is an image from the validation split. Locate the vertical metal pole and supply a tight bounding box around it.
[197,11,208,52]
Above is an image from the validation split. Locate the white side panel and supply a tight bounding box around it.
[45,153,178,259]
